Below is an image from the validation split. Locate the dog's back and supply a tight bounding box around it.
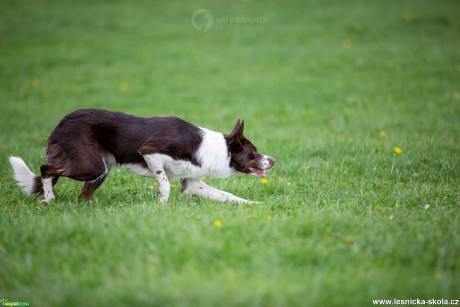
[46,109,202,171]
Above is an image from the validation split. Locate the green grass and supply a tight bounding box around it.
[1,0,459,306]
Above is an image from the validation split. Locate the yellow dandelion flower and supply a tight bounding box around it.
[341,39,352,48]
[213,220,222,228]
[59,42,67,52]
[31,78,40,88]
[345,236,354,244]
[444,15,453,25]
[403,12,413,22]
[386,60,395,69]
[201,176,206,180]
[138,52,151,62]
[267,215,273,221]
[175,71,184,80]
[334,58,343,67]
[261,178,268,184]
[354,23,364,32]
[434,271,442,280]
[379,130,386,137]
[394,147,402,154]
[117,81,128,93]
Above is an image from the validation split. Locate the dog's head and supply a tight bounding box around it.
[225,119,275,177]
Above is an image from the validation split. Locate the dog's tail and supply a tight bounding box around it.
[9,156,43,195]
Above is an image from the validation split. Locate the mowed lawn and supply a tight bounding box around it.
[1,0,459,306]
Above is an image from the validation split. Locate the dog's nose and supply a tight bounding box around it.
[268,157,275,168]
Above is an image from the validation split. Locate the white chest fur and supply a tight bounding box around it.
[193,128,234,178]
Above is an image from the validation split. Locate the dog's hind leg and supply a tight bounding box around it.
[39,164,62,205]
[42,147,110,203]
[71,156,110,202]
[78,173,109,202]
[181,179,256,204]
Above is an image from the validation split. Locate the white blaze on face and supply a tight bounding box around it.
[260,155,274,170]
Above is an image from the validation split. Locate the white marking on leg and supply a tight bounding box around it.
[182,179,256,204]
[41,177,55,204]
[143,154,170,203]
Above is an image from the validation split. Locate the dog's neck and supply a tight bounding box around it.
[195,128,234,178]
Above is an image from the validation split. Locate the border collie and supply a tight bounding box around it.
[9,109,275,204]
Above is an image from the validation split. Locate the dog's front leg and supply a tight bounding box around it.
[143,154,170,203]
[181,179,256,204]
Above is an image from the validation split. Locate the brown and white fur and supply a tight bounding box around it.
[9,109,275,204]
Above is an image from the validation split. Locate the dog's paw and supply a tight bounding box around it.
[244,200,262,205]
[40,198,54,205]
[158,195,169,203]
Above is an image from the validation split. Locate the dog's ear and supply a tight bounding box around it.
[225,119,245,150]
[228,118,244,138]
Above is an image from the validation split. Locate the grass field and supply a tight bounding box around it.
[1,0,459,306]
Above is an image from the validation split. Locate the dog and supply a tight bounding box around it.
[9,109,275,204]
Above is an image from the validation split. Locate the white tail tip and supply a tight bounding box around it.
[9,156,37,195]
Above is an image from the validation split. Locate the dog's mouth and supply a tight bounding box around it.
[248,167,267,178]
